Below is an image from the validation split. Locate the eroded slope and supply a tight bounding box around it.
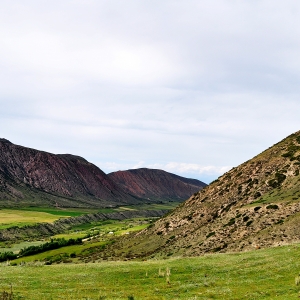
[102,131,300,259]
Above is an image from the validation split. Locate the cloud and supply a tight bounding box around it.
[1,1,300,184]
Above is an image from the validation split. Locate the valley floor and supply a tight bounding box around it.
[1,243,300,299]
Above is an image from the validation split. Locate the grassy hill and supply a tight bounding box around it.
[97,130,300,259]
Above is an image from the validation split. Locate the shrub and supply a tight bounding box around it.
[266,204,279,209]
[206,232,215,238]
[0,251,17,262]
[19,238,82,257]
[246,220,253,226]
[254,191,261,199]
[243,216,250,222]
[224,218,235,227]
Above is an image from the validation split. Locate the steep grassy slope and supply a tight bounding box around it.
[109,168,206,202]
[102,130,300,259]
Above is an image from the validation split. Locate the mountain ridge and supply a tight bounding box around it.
[0,139,205,208]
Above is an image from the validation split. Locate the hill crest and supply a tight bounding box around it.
[108,168,206,202]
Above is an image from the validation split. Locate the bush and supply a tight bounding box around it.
[19,238,82,257]
[224,218,235,227]
[246,220,253,227]
[254,192,261,199]
[206,232,215,238]
[243,216,250,222]
[0,251,17,262]
[266,204,279,209]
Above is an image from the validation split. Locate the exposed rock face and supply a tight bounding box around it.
[108,168,206,202]
[102,130,300,259]
[0,139,140,207]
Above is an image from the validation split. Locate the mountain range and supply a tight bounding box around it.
[0,138,206,208]
[98,130,300,259]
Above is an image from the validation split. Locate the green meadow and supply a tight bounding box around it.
[1,243,300,299]
[0,202,178,231]
[0,209,66,230]
[2,204,299,299]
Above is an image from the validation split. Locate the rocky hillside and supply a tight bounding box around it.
[101,130,300,259]
[0,139,141,208]
[108,168,206,202]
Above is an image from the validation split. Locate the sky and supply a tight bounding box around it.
[1,0,300,184]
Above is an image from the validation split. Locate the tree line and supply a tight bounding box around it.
[0,238,82,262]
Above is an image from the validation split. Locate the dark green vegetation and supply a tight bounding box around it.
[0,238,83,262]
[1,244,300,299]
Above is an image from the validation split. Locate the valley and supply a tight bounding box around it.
[1,131,300,299]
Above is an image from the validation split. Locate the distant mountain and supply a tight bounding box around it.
[99,130,300,259]
[108,168,206,202]
[0,139,140,207]
[0,139,205,208]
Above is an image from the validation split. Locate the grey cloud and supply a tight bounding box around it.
[1,1,300,183]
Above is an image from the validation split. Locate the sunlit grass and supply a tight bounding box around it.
[1,244,300,299]
[0,209,65,229]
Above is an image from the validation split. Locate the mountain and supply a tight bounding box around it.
[108,168,206,202]
[0,139,205,208]
[0,139,141,207]
[100,130,300,259]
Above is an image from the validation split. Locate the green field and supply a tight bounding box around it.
[0,202,179,231]
[1,243,300,299]
[0,218,153,262]
[18,207,99,216]
[0,209,68,230]
[0,240,45,254]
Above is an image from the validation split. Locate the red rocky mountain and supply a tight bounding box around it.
[0,139,206,208]
[108,168,206,202]
[0,139,139,207]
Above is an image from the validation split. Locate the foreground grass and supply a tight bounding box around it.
[1,244,300,299]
